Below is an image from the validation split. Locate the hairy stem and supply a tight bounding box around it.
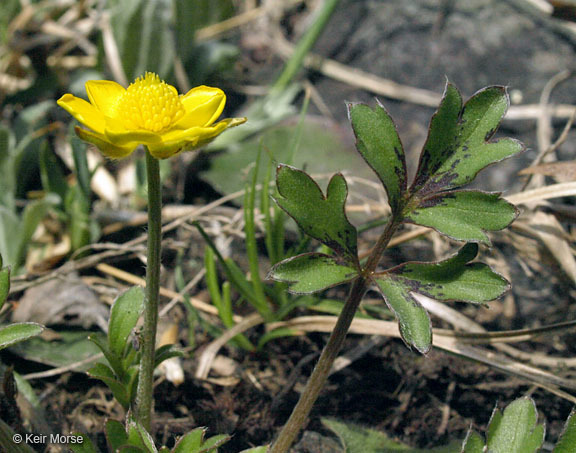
[135,149,162,431]
[270,217,402,452]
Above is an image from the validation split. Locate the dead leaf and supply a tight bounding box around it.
[529,211,576,284]
[12,273,108,331]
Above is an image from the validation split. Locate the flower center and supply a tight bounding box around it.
[118,73,184,132]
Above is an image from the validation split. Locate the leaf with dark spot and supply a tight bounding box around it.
[408,190,518,244]
[373,244,510,353]
[274,164,358,264]
[267,253,359,294]
[348,101,407,214]
[411,83,523,196]
[372,276,432,354]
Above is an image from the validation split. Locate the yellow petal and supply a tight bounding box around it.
[104,117,162,146]
[85,80,126,118]
[148,117,246,159]
[75,127,137,159]
[57,94,106,134]
[176,86,226,129]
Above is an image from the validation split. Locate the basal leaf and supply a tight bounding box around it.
[554,408,576,453]
[411,84,523,195]
[108,286,145,358]
[379,244,510,304]
[154,344,184,368]
[267,253,359,294]
[106,419,129,452]
[0,205,21,269]
[461,430,484,453]
[0,322,44,350]
[322,418,461,453]
[197,433,230,452]
[172,427,205,453]
[0,265,9,310]
[88,363,130,409]
[348,102,407,213]
[486,397,545,453]
[372,276,432,354]
[240,447,269,453]
[408,190,518,244]
[133,423,158,453]
[69,434,99,453]
[274,165,358,263]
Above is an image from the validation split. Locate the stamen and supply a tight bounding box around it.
[118,73,184,132]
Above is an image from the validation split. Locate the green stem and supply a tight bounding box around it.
[270,217,402,453]
[135,149,162,431]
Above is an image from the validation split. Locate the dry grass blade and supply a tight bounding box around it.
[95,263,231,320]
[272,34,576,120]
[195,313,264,380]
[268,315,576,401]
[505,181,576,205]
[21,352,104,380]
[519,160,576,182]
[438,320,576,343]
[418,293,576,368]
[514,211,576,284]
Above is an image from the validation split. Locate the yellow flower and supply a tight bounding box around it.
[57,72,246,159]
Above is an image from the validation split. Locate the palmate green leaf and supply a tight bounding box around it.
[554,408,576,452]
[348,101,407,214]
[408,190,518,244]
[486,397,545,453]
[268,253,359,294]
[274,165,358,263]
[373,244,509,353]
[411,84,523,195]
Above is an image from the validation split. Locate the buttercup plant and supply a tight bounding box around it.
[268,82,523,452]
[57,73,245,436]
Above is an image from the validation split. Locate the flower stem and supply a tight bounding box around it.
[135,149,162,431]
[270,216,402,453]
